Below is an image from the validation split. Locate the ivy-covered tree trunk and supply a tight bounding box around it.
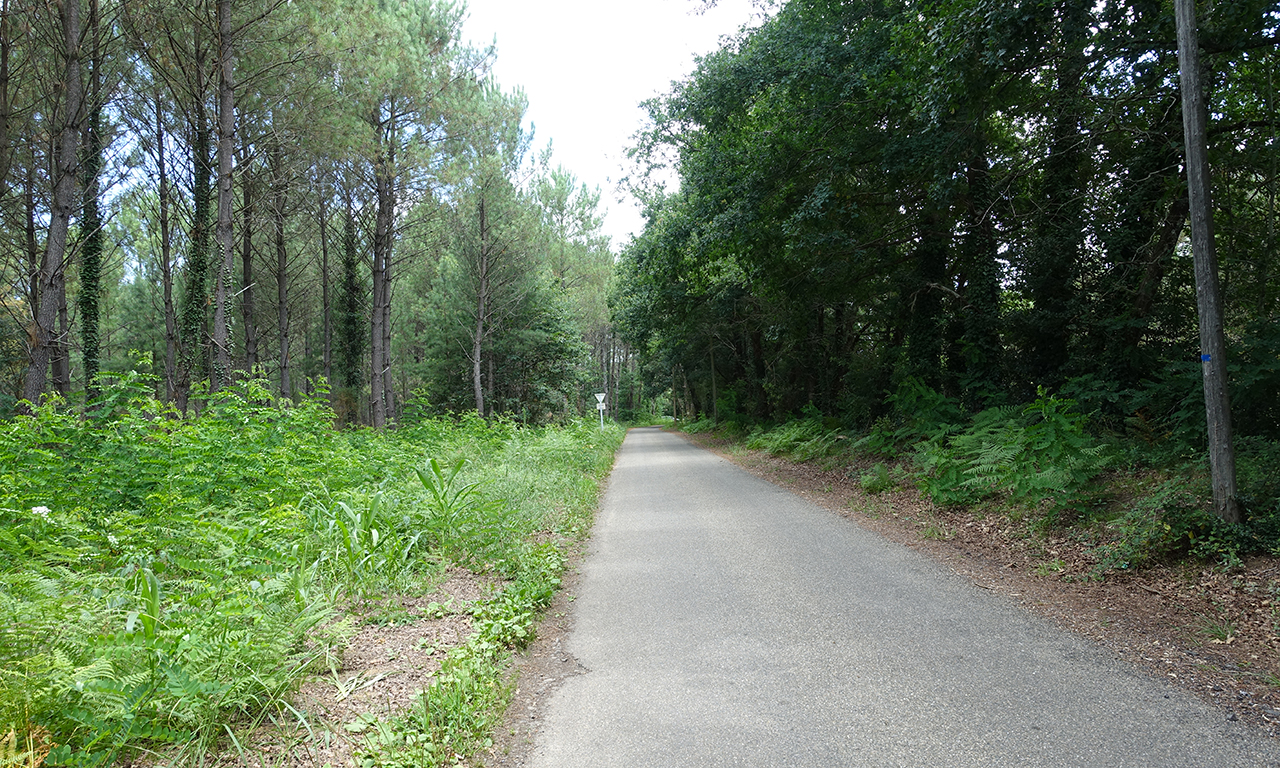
[177,34,213,412]
[22,0,82,411]
[78,0,103,399]
[211,0,236,390]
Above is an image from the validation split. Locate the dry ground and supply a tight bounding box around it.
[132,569,506,768]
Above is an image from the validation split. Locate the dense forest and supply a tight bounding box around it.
[615,0,1279,448]
[0,0,619,426]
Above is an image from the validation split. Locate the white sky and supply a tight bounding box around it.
[460,0,764,249]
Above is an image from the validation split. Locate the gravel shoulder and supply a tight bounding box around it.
[479,428,1280,767]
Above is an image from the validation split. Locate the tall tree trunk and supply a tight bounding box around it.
[1023,0,1089,388]
[338,191,361,398]
[960,137,1002,407]
[369,107,395,428]
[211,0,236,389]
[24,163,36,310]
[178,28,213,413]
[273,142,291,398]
[319,186,331,387]
[157,93,177,402]
[0,0,12,197]
[382,251,394,423]
[22,0,82,410]
[486,353,494,418]
[241,150,257,368]
[708,330,717,422]
[1175,0,1239,523]
[472,194,488,417]
[79,0,103,399]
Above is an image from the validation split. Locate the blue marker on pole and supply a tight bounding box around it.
[1201,354,1212,362]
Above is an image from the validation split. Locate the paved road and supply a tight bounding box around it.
[529,427,1280,767]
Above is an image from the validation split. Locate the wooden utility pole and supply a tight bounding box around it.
[1175,0,1240,523]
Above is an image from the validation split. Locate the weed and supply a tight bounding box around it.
[414,459,517,572]
[920,523,951,540]
[860,463,895,495]
[1034,559,1067,576]
[1199,615,1238,644]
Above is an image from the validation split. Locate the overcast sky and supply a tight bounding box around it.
[460,0,764,248]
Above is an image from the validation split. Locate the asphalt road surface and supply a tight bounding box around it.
[529,427,1280,767]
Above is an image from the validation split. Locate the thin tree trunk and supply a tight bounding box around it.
[371,179,391,426]
[157,93,177,402]
[1175,0,1239,523]
[319,187,331,387]
[211,0,236,389]
[24,163,36,308]
[382,253,394,423]
[708,331,717,422]
[301,310,311,396]
[273,142,291,398]
[0,0,12,196]
[368,104,396,428]
[486,354,494,418]
[52,291,70,396]
[338,191,361,398]
[241,150,257,368]
[22,0,82,410]
[472,194,488,417]
[79,0,103,399]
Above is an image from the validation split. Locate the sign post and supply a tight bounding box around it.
[595,392,606,431]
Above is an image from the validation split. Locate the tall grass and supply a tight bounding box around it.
[0,375,624,765]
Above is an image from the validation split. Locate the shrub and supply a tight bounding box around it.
[915,390,1108,513]
[853,378,964,457]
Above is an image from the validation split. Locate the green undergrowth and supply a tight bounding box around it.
[351,544,564,767]
[0,373,624,766]
[682,378,1280,578]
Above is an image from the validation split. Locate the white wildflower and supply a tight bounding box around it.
[31,505,51,521]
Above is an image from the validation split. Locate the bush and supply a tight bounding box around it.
[915,390,1108,513]
[1092,480,1254,574]
[853,378,964,457]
